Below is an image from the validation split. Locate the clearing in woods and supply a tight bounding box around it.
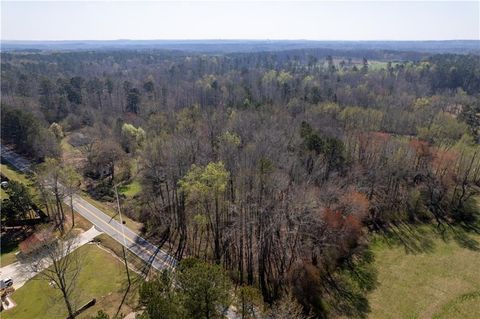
[368,218,480,319]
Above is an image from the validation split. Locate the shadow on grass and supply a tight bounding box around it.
[444,223,480,252]
[111,242,164,318]
[1,227,35,255]
[327,285,371,319]
[377,218,480,254]
[110,249,145,319]
[321,248,377,319]
[379,222,436,254]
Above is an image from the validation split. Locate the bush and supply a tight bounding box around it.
[87,181,115,201]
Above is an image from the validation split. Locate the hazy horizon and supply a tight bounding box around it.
[2,39,479,42]
[2,1,479,41]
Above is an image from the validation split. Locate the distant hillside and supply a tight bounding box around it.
[1,39,479,54]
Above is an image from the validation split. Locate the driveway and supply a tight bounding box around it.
[0,226,102,290]
[1,143,177,271]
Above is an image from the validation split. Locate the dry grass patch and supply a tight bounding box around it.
[368,224,480,319]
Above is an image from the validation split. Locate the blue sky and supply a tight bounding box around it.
[1,1,479,41]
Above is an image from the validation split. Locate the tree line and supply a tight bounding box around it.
[1,48,479,318]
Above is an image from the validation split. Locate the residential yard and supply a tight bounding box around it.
[1,164,36,267]
[2,244,140,319]
[0,163,32,186]
[0,249,18,267]
[368,223,480,319]
[1,194,92,268]
[0,187,8,200]
[1,162,42,208]
[94,233,153,278]
[0,228,27,267]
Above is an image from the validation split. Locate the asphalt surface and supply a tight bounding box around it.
[1,143,177,271]
[0,227,102,290]
[1,145,32,173]
[70,194,177,270]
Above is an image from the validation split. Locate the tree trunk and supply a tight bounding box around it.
[60,286,75,319]
[70,194,75,228]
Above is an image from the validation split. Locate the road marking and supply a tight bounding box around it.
[2,143,174,269]
[74,198,171,268]
[73,198,137,243]
[72,198,172,268]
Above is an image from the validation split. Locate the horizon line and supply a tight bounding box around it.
[2,38,479,42]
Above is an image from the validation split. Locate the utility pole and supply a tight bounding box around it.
[113,183,132,319]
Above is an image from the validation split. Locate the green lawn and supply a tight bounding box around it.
[118,157,142,198]
[0,163,42,204]
[368,224,480,319]
[2,245,139,319]
[95,234,150,277]
[1,187,9,200]
[1,163,32,186]
[0,224,31,268]
[118,180,141,198]
[0,247,19,267]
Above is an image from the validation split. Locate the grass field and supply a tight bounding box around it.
[118,180,141,198]
[0,162,42,208]
[0,240,21,267]
[118,157,142,198]
[95,233,153,278]
[1,163,32,186]
[0,161,92,267]
[2,245,140,319]
[368,223,480,319]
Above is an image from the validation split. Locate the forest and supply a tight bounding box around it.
[1,46,480,318]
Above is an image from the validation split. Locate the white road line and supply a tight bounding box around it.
[1,143,177,271]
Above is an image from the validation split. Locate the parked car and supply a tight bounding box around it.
[0,279,13,289]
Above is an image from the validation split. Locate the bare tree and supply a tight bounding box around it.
[36,158,67,233]
[60,165,82,229]
[267,292,311,319]
[30,235,82,319]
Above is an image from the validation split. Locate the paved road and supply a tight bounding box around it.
[1,143,177,272]
[70,194,177,269]
[1,145,32,173]
[1,144,241,318]
[0,227,102,289]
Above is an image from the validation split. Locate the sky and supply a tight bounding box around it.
[1,1,479,41]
